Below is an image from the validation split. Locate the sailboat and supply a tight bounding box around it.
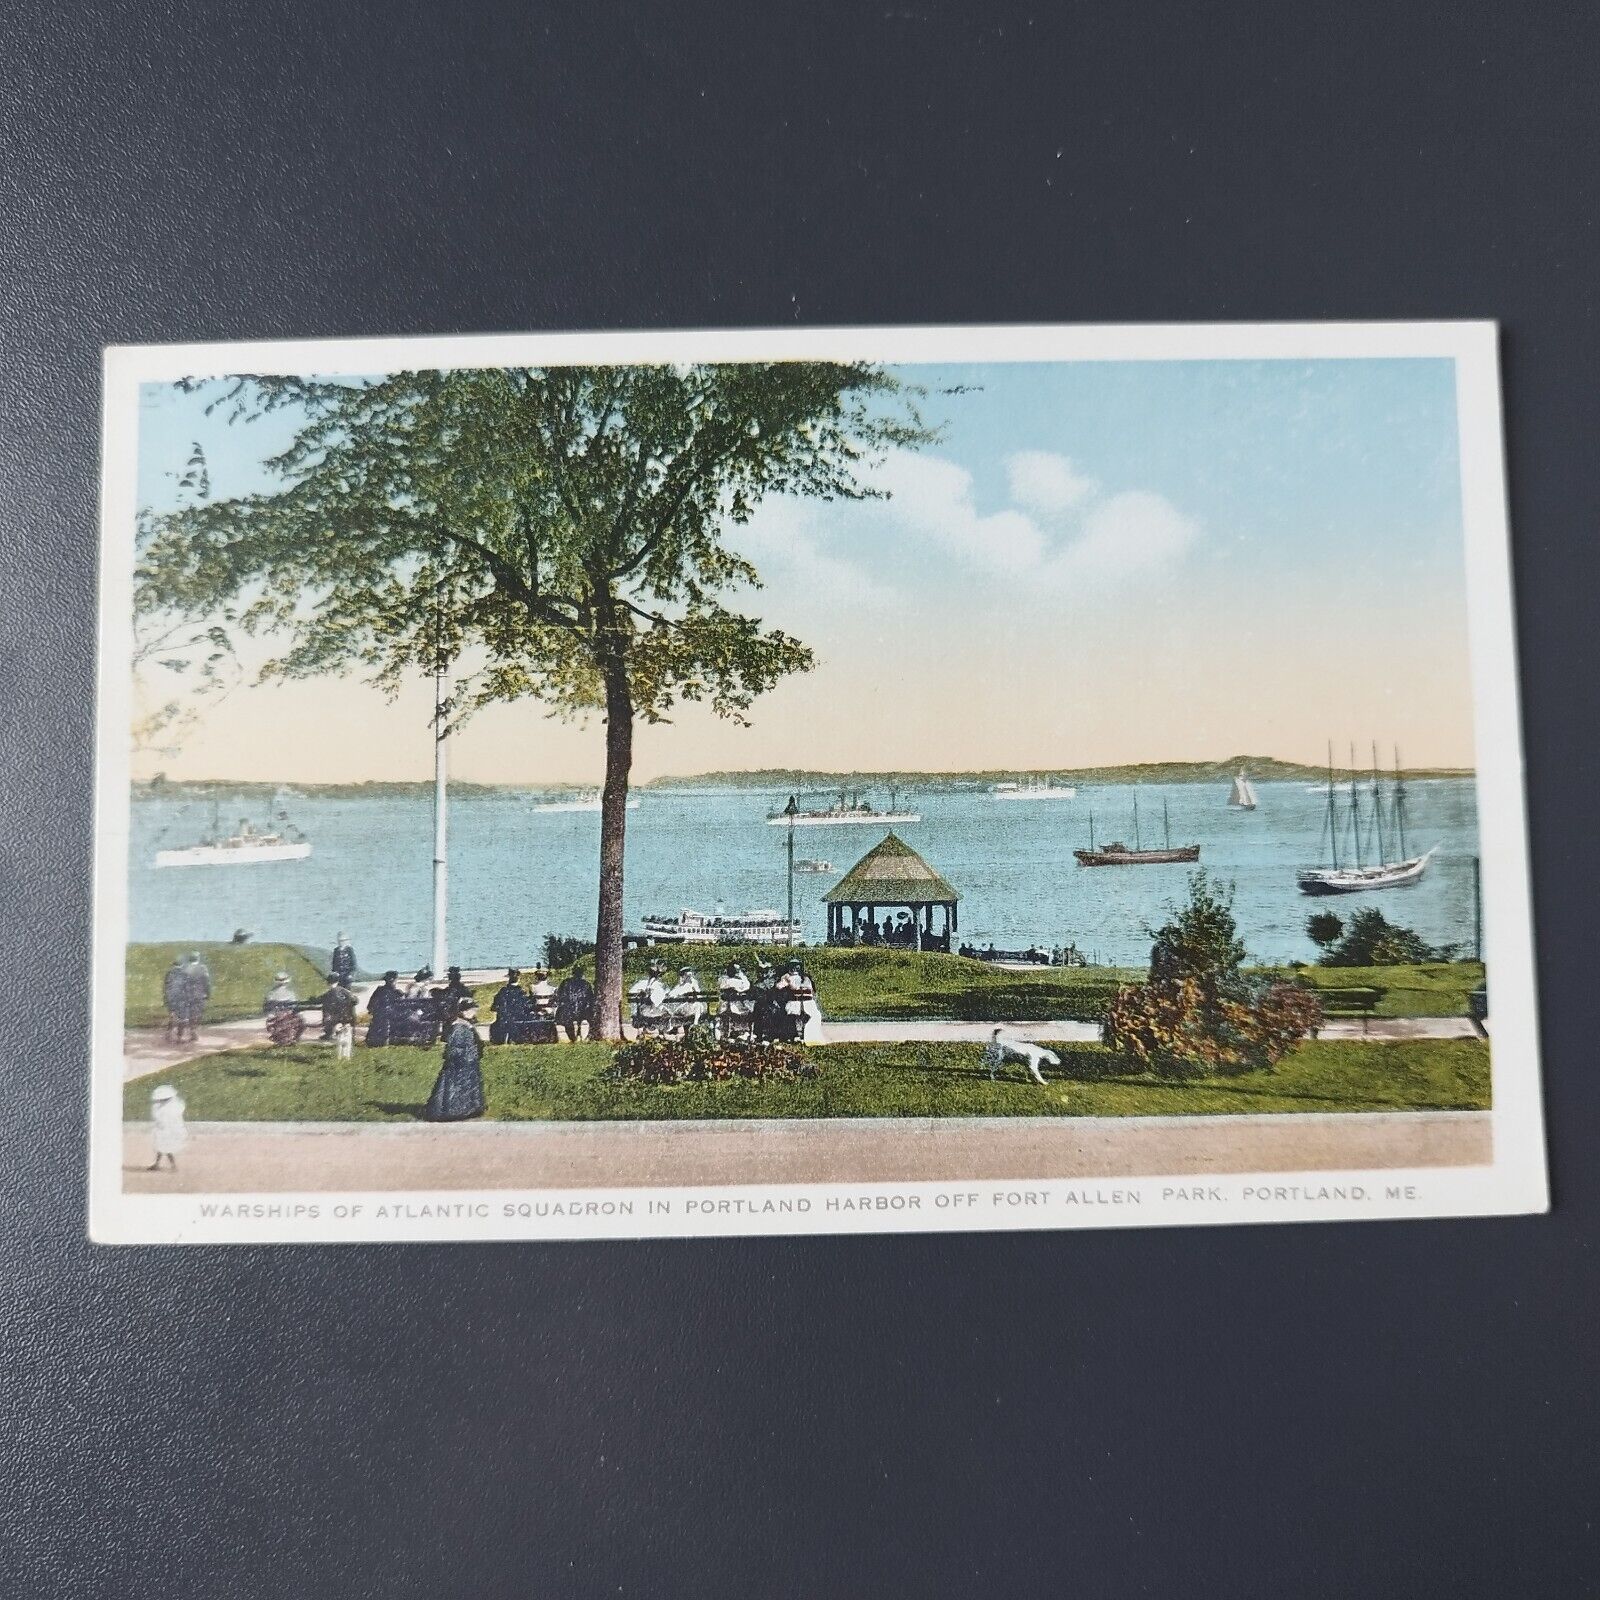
[1297,742,1436,895]
[1075,790,1200,866]
[1227,771,1259,810]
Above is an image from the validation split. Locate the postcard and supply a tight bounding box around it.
[90,321,1546,1243]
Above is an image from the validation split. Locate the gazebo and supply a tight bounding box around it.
[823,833,961,952]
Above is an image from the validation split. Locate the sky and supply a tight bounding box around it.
[131,356,1475,783]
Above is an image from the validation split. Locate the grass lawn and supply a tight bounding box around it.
[125,1036,1489,1123]
[126,941,1486,1029]
[124,942,328,1027]
[530,945,1484,1021]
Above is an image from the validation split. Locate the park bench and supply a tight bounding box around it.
[1468,985,1488,1038]
[1310,985,1386,1034]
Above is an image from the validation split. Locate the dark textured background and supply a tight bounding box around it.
[2,3,1594,1594]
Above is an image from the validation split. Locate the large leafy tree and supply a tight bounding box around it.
[136,362,933,1036]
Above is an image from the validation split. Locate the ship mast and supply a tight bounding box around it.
[1370,740,1387,866]
[1133,788,1142,852]
[1326,741,1340,871]
[1393,745,1409,859]
[1163,795,1171,851]
[1348,742,1363,869]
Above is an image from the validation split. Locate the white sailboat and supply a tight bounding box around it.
[1227,772,1259,810]
[1297,743,1435,895]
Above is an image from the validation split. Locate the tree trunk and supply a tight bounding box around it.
[592,655,634,1041]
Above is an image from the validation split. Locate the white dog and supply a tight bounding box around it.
[982,1028,1059,1085]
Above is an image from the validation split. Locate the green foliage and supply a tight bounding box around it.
[543,933,595,971]
[610,1027,816,1085]
[1147,871,1247,984]
[1306,911,1344,951]
[137,364,932,727]
[1320,908,1450,967]
[1109,873,1321,1078]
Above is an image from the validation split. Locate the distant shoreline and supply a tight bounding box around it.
[132,756,1476,799]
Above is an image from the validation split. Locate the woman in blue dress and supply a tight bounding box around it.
[424,999,486,1121]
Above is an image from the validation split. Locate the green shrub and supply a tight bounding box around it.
[1320,908,1452,967]
[1105,874,1323,1079]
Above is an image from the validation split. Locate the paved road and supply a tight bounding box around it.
[121,1109,1491,1194]
[122,1013,1479,1080]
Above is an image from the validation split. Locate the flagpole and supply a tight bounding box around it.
[431,661,449,976]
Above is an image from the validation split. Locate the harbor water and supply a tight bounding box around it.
[128,780,1481,971]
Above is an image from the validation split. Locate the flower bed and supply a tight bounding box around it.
[609,1028,818,1086]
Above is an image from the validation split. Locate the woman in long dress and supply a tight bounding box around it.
[424,1000,486,1122]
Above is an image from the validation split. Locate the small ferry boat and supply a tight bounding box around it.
[154,798,311,868]
[767,788,920,826]
[793,859,834,874]
[1075,792,1199,867]
[993,778,1077,801]
[639,908,803,945]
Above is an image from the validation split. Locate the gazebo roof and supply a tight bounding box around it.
[823,832,961,905]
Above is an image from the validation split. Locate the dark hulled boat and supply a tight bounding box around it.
[1074,791,1200,867]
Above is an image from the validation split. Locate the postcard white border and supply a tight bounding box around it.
[90,321,1548,1245]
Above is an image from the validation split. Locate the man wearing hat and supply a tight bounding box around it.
[489,969,527,1045]
[162,955,187,1043]
[177,951,211,1043]
[554,964,596,1042]
[318,969,358,1057]
[330,931,358,985]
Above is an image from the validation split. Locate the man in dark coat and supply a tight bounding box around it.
[319,971,358,1041]
[489,970,527,1045]
[751,960,785,1044]
[365,971,402,1047]
[330,932,358,985]
[554,966,595,1042]
[162,957,186,1042]
[178,952,212,1043]
[442,966,473,1017]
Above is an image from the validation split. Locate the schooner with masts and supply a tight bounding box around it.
[1297,742,1436,895]
[1075,789,1200,867]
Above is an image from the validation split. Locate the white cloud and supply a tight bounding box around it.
[1046,490,1200,586]
[1005,450,1097,517]
[731,496,888,606]
[868,449,1199,595]
[873,450,1045,571]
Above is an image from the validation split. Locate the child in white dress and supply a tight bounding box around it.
[148,1084,187,1171]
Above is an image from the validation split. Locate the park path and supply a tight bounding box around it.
[120,1109,1492,1194]
[122,1013,1480,1081]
